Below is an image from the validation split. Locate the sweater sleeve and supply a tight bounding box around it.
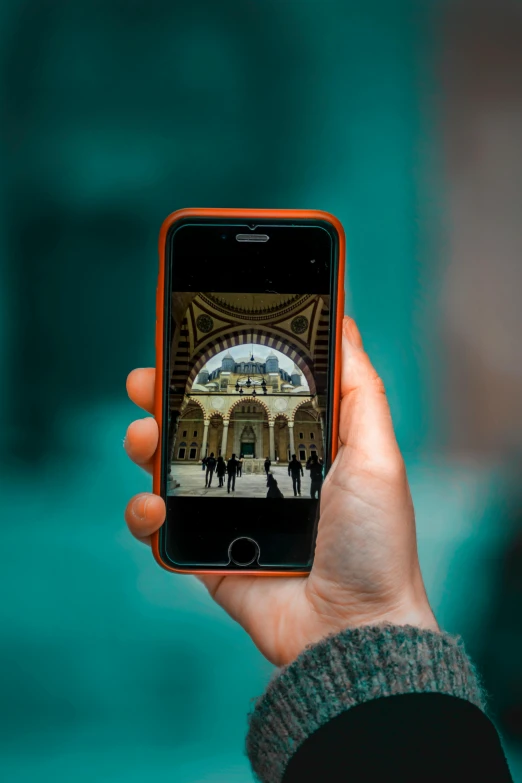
[246,624,495,783]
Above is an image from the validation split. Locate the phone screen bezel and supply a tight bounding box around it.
[158,216,341,573]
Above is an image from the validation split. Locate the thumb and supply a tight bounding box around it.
[339,317,399,461]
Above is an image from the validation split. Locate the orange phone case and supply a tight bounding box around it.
[152,208,345,575]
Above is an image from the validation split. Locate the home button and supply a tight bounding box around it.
[229,537,260,567]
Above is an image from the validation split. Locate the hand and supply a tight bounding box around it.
[124,317,438,667]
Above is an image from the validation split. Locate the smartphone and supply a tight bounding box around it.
[153,209,345,574]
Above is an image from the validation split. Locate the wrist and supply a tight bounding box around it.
[367,605,440,634]
[298,594,439,664]
[340,592,440,636]
[247,624,485,783]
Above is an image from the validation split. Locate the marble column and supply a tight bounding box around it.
[256,421,263,459]
[268,420,275,461]
[233,424,241,457]
[288,421,295,459]
[167,410,180,474]
[221,420,229,458]
[201,419,210,459]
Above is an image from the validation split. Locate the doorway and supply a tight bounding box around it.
[240,424,256,458]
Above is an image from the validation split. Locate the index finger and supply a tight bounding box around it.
[127,368,155,415]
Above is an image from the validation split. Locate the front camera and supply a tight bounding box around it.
[221,233,227,240]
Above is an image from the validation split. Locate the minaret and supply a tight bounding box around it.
[265,351,279,373]
[221,350,235,372]
[291,363,302,387]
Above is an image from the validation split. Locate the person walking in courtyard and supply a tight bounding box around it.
[215,455,226,487]
[204,452,217,488]
[306,452,323,499]
[237,456,243,477]
[227,453,239,493]
[288,453,304,497]
[264,456,271,476]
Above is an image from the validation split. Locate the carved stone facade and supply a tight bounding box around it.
[173,392,323,464]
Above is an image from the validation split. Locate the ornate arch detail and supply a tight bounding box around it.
[180,396,206,418]
[226,395,272,421]
[291,399,319,422]
[187,329,315,394]
[273,411,290,423]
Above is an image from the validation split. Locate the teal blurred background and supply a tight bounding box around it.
[2,1,522,780]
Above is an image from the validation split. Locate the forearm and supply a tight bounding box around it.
[246,624,513,783]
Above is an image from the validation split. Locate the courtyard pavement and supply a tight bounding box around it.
[168,462,314,498]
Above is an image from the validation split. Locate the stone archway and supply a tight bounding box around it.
[239,424,256,457]
[227,394,272,422]
[291,398,320,422]
[229,400,268,460]
[188,329,316,394]
[180,395,206,417]
[173,401,204,462]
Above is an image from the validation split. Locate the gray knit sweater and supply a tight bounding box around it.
[246,624,487,783]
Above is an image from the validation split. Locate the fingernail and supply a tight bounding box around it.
[343,316,363,349]
[133,495,150,520]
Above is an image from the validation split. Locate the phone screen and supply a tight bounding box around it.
[159,219,340,571]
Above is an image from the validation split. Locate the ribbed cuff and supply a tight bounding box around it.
[246,624,487,783]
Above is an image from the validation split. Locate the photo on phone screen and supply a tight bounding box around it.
[157,217,340,570]
[166,292,330,501]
